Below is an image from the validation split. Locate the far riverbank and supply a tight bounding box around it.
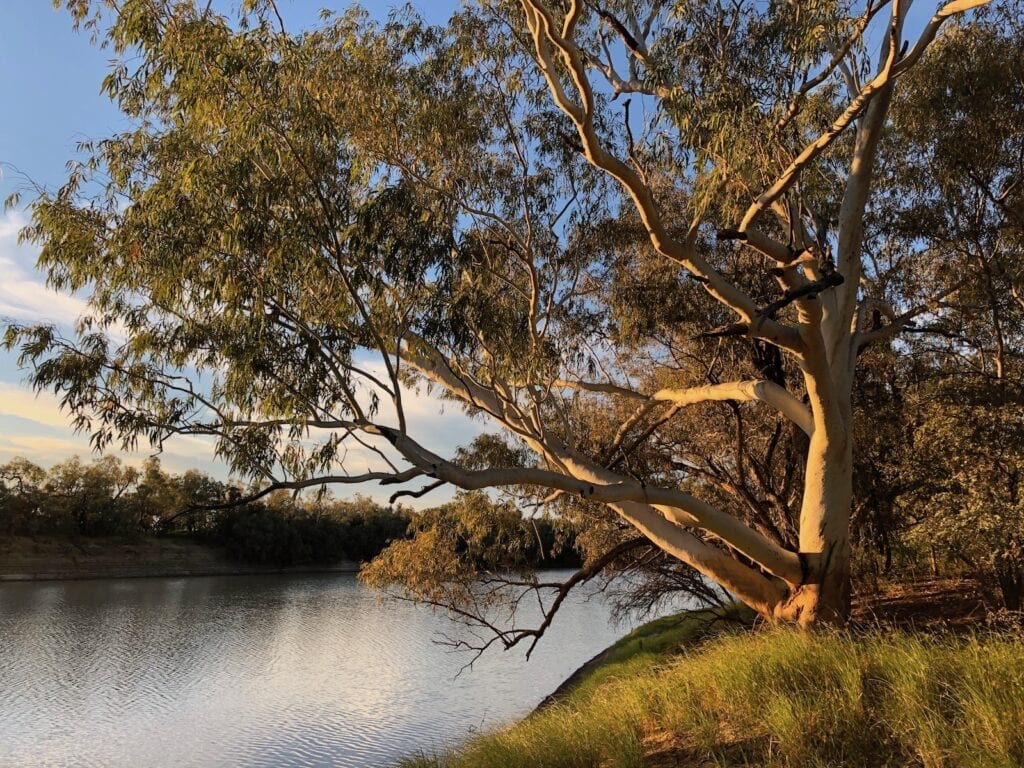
[0,535,359,582]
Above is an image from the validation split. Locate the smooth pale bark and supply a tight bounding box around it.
[775,405,854,625]
[652,381,815,438]
[555,379,814,437]
[515,0,983,626]
[381,374,805,586]
[606,500,788,617]
[402,322,852,623]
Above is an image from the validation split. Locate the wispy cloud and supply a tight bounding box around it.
[0,382,223,472]
[0,209,93,326]
[0,382,76,431]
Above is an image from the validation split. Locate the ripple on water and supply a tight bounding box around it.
[0,573,683,767]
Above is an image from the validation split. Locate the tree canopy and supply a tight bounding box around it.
[5,0,1022,636]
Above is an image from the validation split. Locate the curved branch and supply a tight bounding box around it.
[775,0,893,132]
[382,427,802,584]
[554,379,814,436]
[388,479,446,504]
[520,536,650,658]
[856,280,967,350]
[652,380,814,437]
[519,0,802,353]
[164,466,425,523]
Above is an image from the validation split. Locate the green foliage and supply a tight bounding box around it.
[0,455,412,566]
[8,0,1021,632]
[361,491,579,604]
[216,505,317,566]
[0,455,145,537]
[904,402,1024,609]
[404,627,1024,768]
[330,498,417,563]
[850,7,1024,607]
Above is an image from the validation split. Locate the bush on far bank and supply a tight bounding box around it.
[0,455,415,565]
[212,500,413,567]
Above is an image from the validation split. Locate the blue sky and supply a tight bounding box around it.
[0,0,470,503]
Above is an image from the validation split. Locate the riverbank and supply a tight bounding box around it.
[404,585,1024,768]
[0,535,359,581]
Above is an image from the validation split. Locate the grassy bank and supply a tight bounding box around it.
[404,611,1024,768]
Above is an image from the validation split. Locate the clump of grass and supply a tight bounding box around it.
[563,605,754,703]
[401,616,1024,768]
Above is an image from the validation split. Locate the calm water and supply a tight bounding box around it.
[0,573,664,767]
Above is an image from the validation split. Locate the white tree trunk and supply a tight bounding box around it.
[777,419,854,625]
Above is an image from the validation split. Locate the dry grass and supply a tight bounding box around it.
[401,612,1024,768]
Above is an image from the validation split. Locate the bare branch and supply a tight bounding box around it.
[856,280,968,349]
[388,479,446,504]
[554,378,813,436]
[520,0,802,353]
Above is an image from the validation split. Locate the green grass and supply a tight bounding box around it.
[400,612,1024,768]
[553,605,755,704]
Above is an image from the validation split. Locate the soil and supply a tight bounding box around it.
[851,577,992,630]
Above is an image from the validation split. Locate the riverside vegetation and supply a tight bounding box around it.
[3,0,1024,765]
[403,609,1024,768]
[8,0,1021,631]
[0,455,579,570]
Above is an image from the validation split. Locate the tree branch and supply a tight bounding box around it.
[552,378,813,436]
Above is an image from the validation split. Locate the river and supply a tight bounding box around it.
[0,572,668,767]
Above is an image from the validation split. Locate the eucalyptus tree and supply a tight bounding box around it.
[4,0,997,632]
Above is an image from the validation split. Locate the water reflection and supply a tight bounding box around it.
[0,573,666,767]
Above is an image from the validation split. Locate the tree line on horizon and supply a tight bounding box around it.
[0,454,582,571]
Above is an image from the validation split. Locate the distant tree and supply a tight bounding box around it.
[41,456,139,535]
[0,458,48,534]
[125,456,178,530]
[172,469,229,534]
[4,0,1007,634]
[216,504,312,565]
[329,495,414,563]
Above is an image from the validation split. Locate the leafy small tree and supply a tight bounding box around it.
[329,496,414,563]
[908,403,1024,609]
[171,469,229,534]
[42,455,139,535]
[847,9,1024,607]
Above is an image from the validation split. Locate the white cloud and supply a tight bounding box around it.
[0,380,224,474]
[0,432,216,478]
[0,382,75,430]
[0,434,94,460]
[352,356,484,456]
[0,208,93,326]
